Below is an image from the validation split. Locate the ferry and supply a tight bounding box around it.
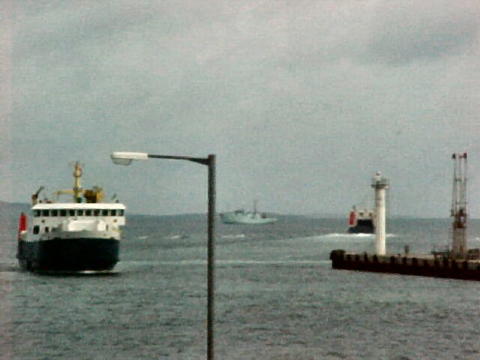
[347,206,374,234]
[16,162,126,273]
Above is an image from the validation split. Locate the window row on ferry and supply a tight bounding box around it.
[33,209,125,217]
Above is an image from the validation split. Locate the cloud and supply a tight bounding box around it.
[364,0,480,65]
[3,1,480,216]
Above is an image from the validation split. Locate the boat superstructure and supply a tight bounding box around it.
[347,206,375,234]
[17,162,126,273]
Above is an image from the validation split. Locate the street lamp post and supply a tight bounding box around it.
[111,151,216,360]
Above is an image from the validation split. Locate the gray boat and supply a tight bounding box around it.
[220,201,277,225]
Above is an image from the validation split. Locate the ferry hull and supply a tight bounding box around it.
[348,220,375,234]
[17,238,119,272]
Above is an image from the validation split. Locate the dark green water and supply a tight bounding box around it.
[1,213,480,359]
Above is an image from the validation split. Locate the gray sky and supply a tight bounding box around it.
[1,0,480,217]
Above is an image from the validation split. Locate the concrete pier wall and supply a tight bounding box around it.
[330,250,480,281]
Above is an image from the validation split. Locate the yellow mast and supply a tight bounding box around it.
[73,162,83,203]
[50,162,104,203]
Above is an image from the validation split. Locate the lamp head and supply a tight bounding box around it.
[111,152,149,166]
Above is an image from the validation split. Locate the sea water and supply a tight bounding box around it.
[1,212,480,360]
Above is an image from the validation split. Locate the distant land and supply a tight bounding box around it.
[0,201,467,219]
[302,213,452,220]
[0,201,30,214]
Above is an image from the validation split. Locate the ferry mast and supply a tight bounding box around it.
[73,161,83,203]
[451,153,468,259]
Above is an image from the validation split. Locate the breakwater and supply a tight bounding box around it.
[330,249,480,281]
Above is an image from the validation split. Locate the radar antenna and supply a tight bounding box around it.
[31,186,45,205]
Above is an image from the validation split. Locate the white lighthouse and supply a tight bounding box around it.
[371,172,389,255]
[451,153,468,259]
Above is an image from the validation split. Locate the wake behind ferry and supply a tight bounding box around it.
[17,162,126,273]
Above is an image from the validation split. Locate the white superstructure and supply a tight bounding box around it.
[27,202,126,242]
